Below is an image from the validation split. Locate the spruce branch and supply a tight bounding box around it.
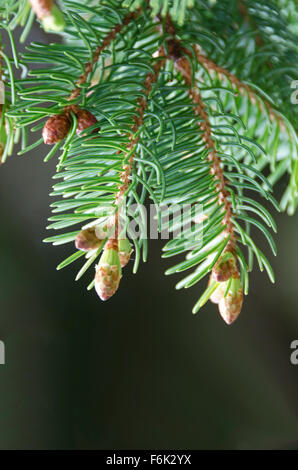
[160,14,246,321]
[76,49,166,300]
[2,0,297,323]
[194,47,284,130]
[192,43,298,214]
[170,48,237,251]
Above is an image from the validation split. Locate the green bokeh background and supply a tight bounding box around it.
[0,25,297,450]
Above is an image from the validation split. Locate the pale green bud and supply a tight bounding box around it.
[95,247,122,301]
[75,227,105,252]
[29,1,65,32]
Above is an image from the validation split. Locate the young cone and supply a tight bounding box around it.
[75,109,99,135]
[94,241,122,301]
[42,114,71,144]
[75,227,104,252]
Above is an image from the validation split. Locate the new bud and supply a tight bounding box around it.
[42,114,71,144]
[218,277,243,325]
[29,1,65,32]
[94,246,122,301]
[75,109,99,135]
[118,238,132,268]
[212,251,237,283]
[75,227,104,252]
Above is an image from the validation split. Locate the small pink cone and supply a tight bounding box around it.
[94,247,122,301]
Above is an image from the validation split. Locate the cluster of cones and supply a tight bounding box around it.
[75,225,132,301]
[208,249,243,325]
[42,103,129,301]
[41,103,243,319]
[42,106,99,144]
[42,102,131,301]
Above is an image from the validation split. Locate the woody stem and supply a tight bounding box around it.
[163,15,236,249]
[109,51,165,248]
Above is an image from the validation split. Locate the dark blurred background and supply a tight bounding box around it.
[0,24,297,450]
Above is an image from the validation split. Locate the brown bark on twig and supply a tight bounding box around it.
[112,51,165,243]
[163,15,236,248]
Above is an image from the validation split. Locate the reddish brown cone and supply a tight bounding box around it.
[75,109,99,135]
[42,114,71,144]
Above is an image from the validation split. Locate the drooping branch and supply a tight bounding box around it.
[111,50,166,250]
[92,51,165,300]
[160,16,245,323]
[163,16,236,251]
[116,50,166,203]
[76,50,165,300]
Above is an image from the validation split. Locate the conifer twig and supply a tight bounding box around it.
[164,16,236,250]
[94,49,165,300]
[67,8,142,102]
[114,50,166,239]
[194,47,284,128]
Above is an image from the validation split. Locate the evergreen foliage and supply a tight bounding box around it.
[0,0,297,322]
